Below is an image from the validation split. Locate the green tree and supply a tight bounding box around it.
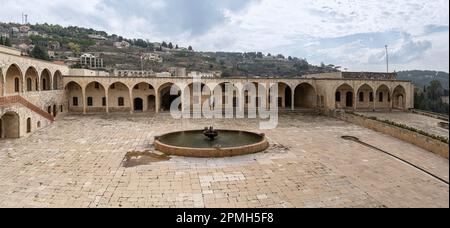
[68,42,81,55]
[168,42,173,49]
[415,80,449,114]
[188,46,193,51]
[162,41,168,48]
[0,36,11,47]
[30,46,50,61]
[277,54,285,59]
[6,37,11,47]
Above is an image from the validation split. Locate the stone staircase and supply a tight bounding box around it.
[0,95,55,122]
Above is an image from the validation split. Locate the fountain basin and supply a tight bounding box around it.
[154,130,269,158]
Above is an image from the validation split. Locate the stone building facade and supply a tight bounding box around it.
[1,45,415,139]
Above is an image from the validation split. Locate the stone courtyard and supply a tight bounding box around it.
[0,113,448,208]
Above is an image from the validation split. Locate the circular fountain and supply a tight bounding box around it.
[154,127,269,158]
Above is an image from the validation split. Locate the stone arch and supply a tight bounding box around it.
[392,85,407,110]
[356,84,374,110]
[213,82,239,111]
[158,82,181,112]
[132,82,156,112]
[41,69,52,91]
[108,82,130,112]
[335,83,354,109]
[85,81,106,113]
[0,111,20,139]
[270,82,292,109]
[185,82,212,112]
[25,67,39,92]
[53,70,63,90]
[5,64,23,95]
[294,83,316,109]
[65,81,83,113]
[241,82,259,109]
[376,84,391,110]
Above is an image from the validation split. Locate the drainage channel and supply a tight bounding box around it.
[341,136,449,185]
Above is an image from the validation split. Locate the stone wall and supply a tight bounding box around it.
[342,72,397,80]
[1,103,52,138]
[21,90,67,113]
[332,111,449,159]
[64,76,415,112]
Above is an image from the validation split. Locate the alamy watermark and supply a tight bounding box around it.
[168,75,280,129]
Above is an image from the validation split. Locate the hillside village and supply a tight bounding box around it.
[0,22,339,78]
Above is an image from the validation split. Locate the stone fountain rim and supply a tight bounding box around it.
[154,129,269,158]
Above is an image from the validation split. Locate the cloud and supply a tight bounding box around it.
[100,0,257,36]
[0,0,448,72]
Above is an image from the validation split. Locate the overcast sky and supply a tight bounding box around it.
[1,0,448,72]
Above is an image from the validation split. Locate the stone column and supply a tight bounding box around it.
[372,93,376,112]
[129,90,134,114]
[181,90,187,114]
[1,80,5,97]
[353,92,357,111]
[21,76,27,94]
[155,91,160,114]
[291,89,295,110]
[82,87,86,114]
[105,90,109,114]
[389,90,393,112]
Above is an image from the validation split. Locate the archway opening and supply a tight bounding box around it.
[0,112,20,139]
[5,64,23,94]
[25,67,39,92]
[356,84,374,110]
[41,69,51,91]
[108,82,130,112]
[213,82,239,114]
[393,85,406,110]
[65,81,83,113]
[159,83,181,112]
[335,84,354,109]
[86,81,106,113]
[294,83,316,109]
[270,83,292,109]
[186,82,212,113]
[376,85,390,110]
[53,71,63,90]
[132,82,156,112]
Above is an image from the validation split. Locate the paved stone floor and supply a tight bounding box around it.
[0,113,448,208]
[357,111,449,138]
